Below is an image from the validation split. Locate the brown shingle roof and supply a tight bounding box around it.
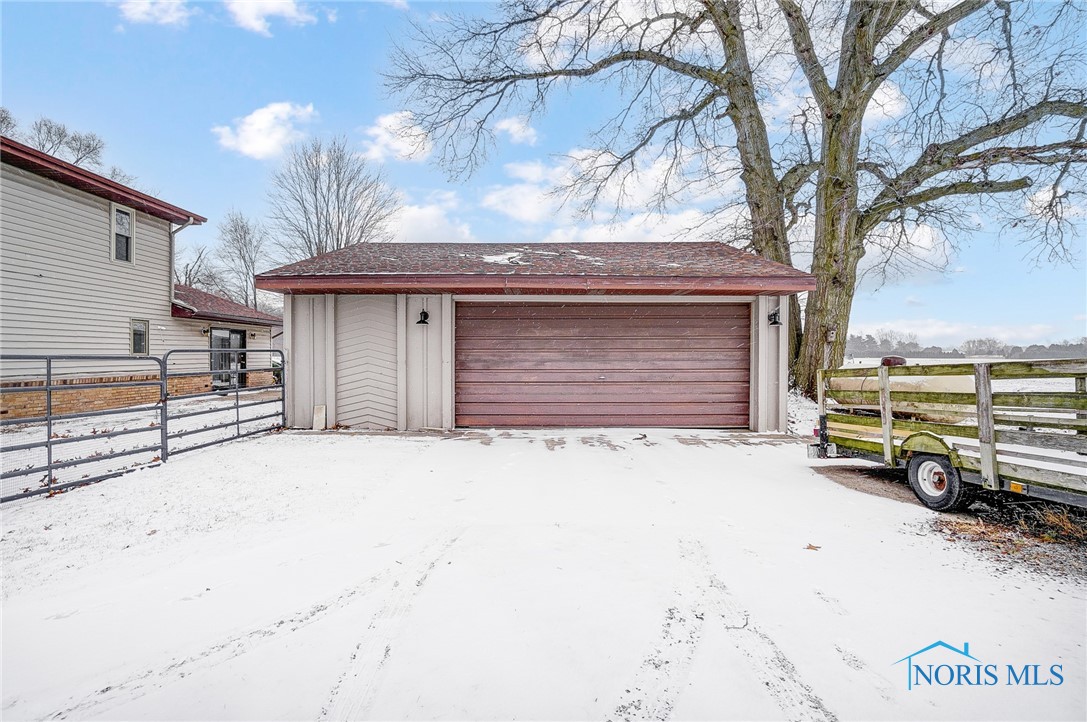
[1,136,206,225]
[255,242,815,296]
[172,284,281,327]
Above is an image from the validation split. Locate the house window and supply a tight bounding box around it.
[130,319,149,355]
[112,203,134,263]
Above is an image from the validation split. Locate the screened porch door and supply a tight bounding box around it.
[210,328,247,390]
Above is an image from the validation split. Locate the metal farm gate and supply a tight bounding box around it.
[0,350,284,502]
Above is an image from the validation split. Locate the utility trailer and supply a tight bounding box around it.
[808,358,1087,511]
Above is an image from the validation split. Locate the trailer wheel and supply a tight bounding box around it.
[907,454,975,512]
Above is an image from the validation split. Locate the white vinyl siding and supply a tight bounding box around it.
[335,296,397,429]
[0,164,274,377]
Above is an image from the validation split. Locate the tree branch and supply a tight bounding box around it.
[870,98,1087,205]
[776,0,833,111]
[876,0,989,81]
[863,177,1032,232]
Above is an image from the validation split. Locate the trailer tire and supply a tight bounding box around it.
[907,454,975,512]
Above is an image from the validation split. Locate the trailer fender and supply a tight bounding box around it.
[899,432,963,467]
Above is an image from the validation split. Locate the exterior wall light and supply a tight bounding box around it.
[200,326,211,336]
[768,309,782,327]
[416,310,430,325]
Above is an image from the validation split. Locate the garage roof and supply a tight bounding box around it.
[255,242,816,295]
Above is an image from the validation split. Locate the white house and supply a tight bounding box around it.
[0,136,280,416]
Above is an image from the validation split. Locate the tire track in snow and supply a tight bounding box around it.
[320,531,462,721]
[608,538,836,722]
[43,529,461,721]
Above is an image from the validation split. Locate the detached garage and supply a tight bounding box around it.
[255,242,816,432]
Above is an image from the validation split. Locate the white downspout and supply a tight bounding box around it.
[168,216,196,303]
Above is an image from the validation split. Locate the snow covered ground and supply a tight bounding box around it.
[0,389,282,499]
[2,429,1084,721]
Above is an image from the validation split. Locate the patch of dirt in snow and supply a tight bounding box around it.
[930,504,1087,581]
[814,465,1087,580]
[814,465,919,506]
[579,435,625,451]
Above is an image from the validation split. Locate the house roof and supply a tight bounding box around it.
[0,136,206,225]
[255,242,816,296]
[172,284,282,327]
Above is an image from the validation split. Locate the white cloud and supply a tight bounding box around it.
[393,193,475,243]
[494,116,538,145]
[541,208,735,245]
[1026,184,1087,220]
[212,102,316,160]
[361,111,431,163]
[382,0,410,9]
[223,0,316,36]
[864,81,908,125]
[118,0,193,26]
[502,160,567,185]
[481,183,559,224]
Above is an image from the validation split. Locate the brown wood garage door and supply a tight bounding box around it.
[455,302,750,428]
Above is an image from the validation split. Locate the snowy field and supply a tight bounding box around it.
[2,429,1083,721]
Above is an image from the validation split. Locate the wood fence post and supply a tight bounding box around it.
[877,365,894,466]
[974,363,999,490]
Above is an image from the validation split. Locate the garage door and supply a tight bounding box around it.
[455,302,750,428]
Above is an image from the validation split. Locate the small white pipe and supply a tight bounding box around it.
[168,216,197,302]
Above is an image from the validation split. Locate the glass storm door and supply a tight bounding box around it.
[210,329,247,389]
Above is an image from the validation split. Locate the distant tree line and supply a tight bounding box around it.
[846,330,1087,360]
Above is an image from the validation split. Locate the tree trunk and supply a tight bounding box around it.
[794,100,867,396]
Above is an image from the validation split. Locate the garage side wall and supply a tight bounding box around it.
[750,295,789,433]
[284,295,334,428]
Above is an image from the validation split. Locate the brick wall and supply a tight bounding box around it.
[1,372,278,420]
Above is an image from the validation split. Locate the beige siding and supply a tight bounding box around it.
[0,163,273,378]
[335,296,397,429]
[162,321,275,375]
[404,294,452,430]
[750,295,789,433]
[285,295,335,427]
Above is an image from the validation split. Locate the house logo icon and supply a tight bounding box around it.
[893,642,980,690]
[893,641,1065,689]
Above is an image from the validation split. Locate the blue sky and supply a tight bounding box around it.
[2,1,1084,347]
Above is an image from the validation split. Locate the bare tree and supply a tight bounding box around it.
[26,117,106,166]
[388,0,1086,394]
[4,110,137,186]
[267,136,401,262]
[174,244,225,291]
[0,107,16,137]
[217,211,271,309]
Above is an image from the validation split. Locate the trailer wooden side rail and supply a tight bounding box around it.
[809,358,1087,511]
